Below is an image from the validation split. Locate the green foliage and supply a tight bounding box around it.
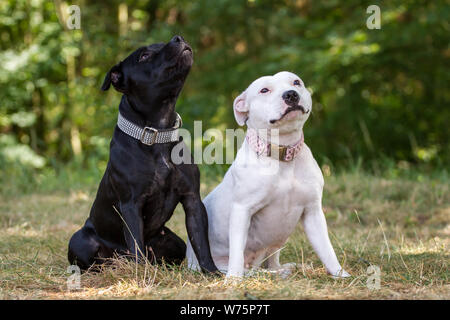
[0,0,448,177]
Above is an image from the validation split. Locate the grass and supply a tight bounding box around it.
[0,166,448,300]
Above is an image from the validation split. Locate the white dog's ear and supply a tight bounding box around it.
[233,90,249,126]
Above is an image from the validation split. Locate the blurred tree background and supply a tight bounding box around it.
[0,0,448,192]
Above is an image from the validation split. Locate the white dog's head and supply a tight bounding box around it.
[233,71,312,133]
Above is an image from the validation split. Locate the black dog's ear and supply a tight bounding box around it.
[101,63,125,92]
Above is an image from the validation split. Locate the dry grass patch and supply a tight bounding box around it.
[0,171,448,299]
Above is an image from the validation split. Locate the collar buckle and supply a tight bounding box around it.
[269,144,288,161]
[141,127,158,145]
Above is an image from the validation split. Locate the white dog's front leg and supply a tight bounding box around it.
[227,203,251,278]
[302,204,350,278]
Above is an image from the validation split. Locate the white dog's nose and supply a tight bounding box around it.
[282,90,300,106]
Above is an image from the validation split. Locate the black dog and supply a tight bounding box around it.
[68,36,218,273]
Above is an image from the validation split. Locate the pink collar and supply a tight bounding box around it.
[246,129,304,162]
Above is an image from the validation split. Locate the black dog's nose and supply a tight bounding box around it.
[171,35,184,43]
[282,90,300,106]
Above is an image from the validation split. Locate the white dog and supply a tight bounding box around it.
[187,71,350,279]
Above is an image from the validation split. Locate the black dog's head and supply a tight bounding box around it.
[101,35,193,111]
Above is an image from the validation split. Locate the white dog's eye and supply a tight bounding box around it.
[293,80,301,86]
[260,88,269,93]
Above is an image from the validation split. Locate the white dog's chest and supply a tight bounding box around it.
[245,162,322,251]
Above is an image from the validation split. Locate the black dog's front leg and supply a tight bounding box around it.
[119,202,145,260]
[181,194,219,273]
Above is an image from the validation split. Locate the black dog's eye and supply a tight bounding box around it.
[293,80,301,86]
[139,52,152,62]
[260,88,269,93]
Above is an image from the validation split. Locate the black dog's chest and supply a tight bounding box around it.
[139,155,180,235]
[141,189,178,235]
[108,138,181,233]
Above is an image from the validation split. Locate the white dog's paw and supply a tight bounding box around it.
[224,274,243,284]
[225,269,244,282]
[330,268,351,279]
